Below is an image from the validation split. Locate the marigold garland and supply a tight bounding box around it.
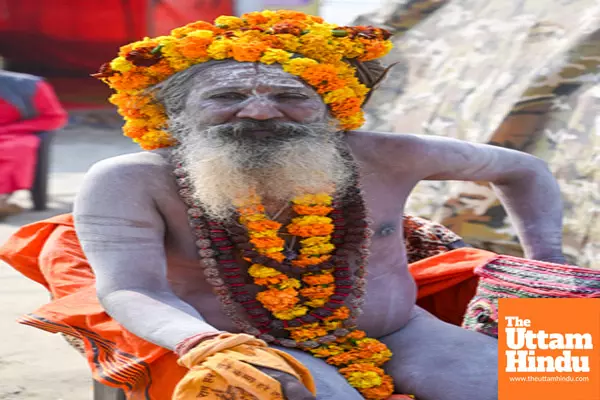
[93,9,393,150]
[238,191,394,400]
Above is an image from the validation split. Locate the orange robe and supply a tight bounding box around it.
[0,214,496,399]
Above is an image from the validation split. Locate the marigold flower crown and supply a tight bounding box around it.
[93,9,394,150]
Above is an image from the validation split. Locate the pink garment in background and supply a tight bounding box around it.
[0,80,67,194]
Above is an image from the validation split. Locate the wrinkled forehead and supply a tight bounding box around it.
[192,61,310,92]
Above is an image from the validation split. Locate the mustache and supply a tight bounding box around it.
[204,119,333,140]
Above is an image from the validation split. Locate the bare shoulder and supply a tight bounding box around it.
[344,130,434,175]
[83,149,174,188]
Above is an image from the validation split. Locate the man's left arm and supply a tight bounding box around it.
[386,133,566,263]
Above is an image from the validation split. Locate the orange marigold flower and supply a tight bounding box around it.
[230,42,268,62]
[250,236,285,249]
[254,274,288,286]
[358,375,395,400]
[241,12,270,25]
[288,324,328,341]
[300,64,345,93]
[267,252,286,263]
[325,306,350,321]
[108,72,158,91]
[246,220,282,231]
[276,10,309,21]
[292,254,331,267]
[302,273,335,285]
[256,287,299,312]
[341,330,367,341]
[123,125,148,139]
[292,204,333,216]
[326,351,357,366]
[358,38,393,62]
[287,223,334,237]
[300,285,335,299]
[329,98,362,118]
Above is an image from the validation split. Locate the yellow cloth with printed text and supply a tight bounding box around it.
[173,333,316,400]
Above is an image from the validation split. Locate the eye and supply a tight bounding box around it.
[209,93,247,101]
[274,93,309,101]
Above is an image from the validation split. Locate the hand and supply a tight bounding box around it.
[258,366,316,400]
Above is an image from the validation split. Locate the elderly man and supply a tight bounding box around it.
[1,11,567,400]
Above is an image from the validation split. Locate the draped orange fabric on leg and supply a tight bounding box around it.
[0,214,494,399]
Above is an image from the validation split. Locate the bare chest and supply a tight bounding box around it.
[160,171,417,337]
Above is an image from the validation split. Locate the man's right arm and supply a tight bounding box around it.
[73,155,219,350]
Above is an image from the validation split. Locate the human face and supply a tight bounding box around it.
[182,61,329,138]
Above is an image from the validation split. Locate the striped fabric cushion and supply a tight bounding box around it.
[462,256,600,338]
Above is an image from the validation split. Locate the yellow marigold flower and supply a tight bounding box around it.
[273,305,308,320]
[303,24,335,38]
[282,58,319,75]
[187,29,214,40]
[214,16,245,29]
[207,40,232,60]
[248,264,280,278]
[290,215,332,226]
[339,113,366,130]
[300,236,331,247]
[278,278,301,290]
[292,193,333,206]
[277,33,301,52]
[323,320,342,331]
[300,243,335,256]
[346,371,382,389]
[259,48,291,65]
[249,229,279,239]
[304,298,327,308]
[109,57,132,73]
[323,87,356,104]
[239,213,266,224]
[336,37,364,59]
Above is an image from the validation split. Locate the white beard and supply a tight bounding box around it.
[171,117,353,221]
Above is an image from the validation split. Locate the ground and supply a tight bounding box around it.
[0,111,138,399]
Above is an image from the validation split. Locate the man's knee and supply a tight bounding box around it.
[272,346,363,400]
[379,308,498,400]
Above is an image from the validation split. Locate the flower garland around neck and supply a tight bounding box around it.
[229,192,393,399]
[93,9,393,151]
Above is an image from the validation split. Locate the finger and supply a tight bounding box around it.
[257,366,316,400]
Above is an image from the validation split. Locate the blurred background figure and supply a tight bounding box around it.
[0,67,67,218]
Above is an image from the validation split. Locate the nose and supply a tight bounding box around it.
[236,98,285,120]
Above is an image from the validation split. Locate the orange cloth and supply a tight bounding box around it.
[0,214,495,399]
[174,333,316,400]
